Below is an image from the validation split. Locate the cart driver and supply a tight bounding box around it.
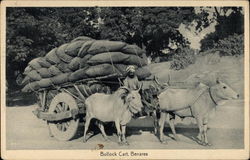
[123,65,140,90]
[123,65,147,119]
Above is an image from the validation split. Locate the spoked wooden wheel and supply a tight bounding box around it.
[48,92,79,141]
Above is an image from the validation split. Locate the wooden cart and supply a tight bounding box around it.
[32,74,124,141]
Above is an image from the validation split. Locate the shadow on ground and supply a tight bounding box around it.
[74,121,202,142]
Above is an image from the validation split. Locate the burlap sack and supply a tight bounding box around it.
[57,61,71,73]
[22,82,40,92]
[57,43,68,55]
[27,70,42,81]
[87,52,129,65]
[135,67,151,80]
[37,78,53,88]
[69,68,88,82]
[85,64,121,78]
[79,54,92,68]
[21,76,32,86]
[68,57,81,71]
[65,41,86,57]
[45,48,61,64]
[71,36,93,43]
[37,57,52,68]
[56,50,74,63]
[121,44,145,56]
[87,40,126,55]
[48,65,63,76]
[124,55,147,66]
[51,73,70,85]
[77,40,95,57]
[29,58,42,70]
[23,66,33,75]
[37,68,53,78]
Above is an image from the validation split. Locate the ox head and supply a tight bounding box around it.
[211,79,239,101]
[120,84,144,114]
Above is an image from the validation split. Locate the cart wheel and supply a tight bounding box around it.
[48,92,79,141]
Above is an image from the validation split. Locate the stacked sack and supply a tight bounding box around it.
[22,36,151,92]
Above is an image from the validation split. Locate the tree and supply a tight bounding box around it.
[98,7,197,58]
[200,7,244,51]
[6,7,99,89]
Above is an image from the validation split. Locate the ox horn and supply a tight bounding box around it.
[216,77,221,84]
[120,86,130,93]
[154,76,161,86]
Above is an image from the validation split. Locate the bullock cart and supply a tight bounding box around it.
[32,74,125,141]
[31,72,195,141]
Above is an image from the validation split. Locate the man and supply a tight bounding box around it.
[123,65,140,90]
[123,65,147,119]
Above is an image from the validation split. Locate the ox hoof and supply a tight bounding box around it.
[118,142,123,146]
[160,140,167,144]
[201,142,207,146]
[49,134,54,138]
[83,139,87,143]
[205,142,212,146]
[123,141,129,145]
[174,136,180,141]
[104,137,110,142]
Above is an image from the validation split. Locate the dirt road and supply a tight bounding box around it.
[6,100,244,150]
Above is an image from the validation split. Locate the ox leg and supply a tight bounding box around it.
[97,122,109,141]
[159,112,167,144]
[152,110,159,135]
[203,117,211,146]
[115,120,122,145]
[121,125,129,145]
[168,113,179,141]
[83,114,92,143]
[47,121,54,137]
[196,118,204,145]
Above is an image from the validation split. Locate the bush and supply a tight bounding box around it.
[214,34,243,56]
[170,47,196,70]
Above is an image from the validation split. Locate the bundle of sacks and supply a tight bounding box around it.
[22,36,151,92]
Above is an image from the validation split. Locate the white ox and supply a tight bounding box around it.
[83,85,143,145]
[158,80,239,146]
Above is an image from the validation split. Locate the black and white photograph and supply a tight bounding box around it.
[1,0,249,159]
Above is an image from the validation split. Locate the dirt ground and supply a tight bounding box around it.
[5,100,244,150]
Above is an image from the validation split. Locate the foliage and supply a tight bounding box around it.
[6,7,99,89]
[200,7,244,51]
[214,34,244,56]
[170,47,196,70]
[99,7,196,58]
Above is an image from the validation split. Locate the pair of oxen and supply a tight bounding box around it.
[83,76,239,146]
